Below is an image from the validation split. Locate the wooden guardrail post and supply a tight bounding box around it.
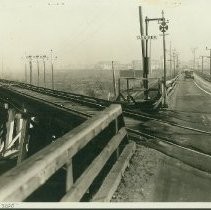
[66,159,73,191]
[115,118,120,159]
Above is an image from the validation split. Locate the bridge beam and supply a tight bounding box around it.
[4,106,16,153]
[17,114,30,165]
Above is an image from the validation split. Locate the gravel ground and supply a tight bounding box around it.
[112,145,165,202]
[112,80,179,202]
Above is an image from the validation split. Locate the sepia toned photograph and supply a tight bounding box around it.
[0,0,211,208]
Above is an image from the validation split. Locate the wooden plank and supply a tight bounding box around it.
[66,159,73,191]
[15,114,23,146]
[115,118,119,159]
[60,127,127,202]
[5,109,16,150]
[7,131,21,150]
[17,117,29,165]
[91,142,136,202]
[0,104,122,202]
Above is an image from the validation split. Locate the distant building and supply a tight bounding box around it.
[119,69,142,78]
[131,60,142,70]
[94,60,142,71]
[151,59,161,71]
[95,61,112,70]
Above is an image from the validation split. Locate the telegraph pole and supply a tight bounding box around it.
[43,57,46,88]
[112,61,117,99]
[162,16,167,107]
[29,58,32,85]
[41,55,47,88]
[25,62,27,83]
[144,16,149,99]
[138,7,168,103]
[173,51,176,77]
[206,47,211,76]
[138,7,148,100]
[50,50,54,90]
[149,38,152,75]
[159,10,168,107]
[200,56,205,73]
[26,56,33,85]
[1,57,3,79]
[139,7,146,70]
[35,55,40,86]
[176,54,179,74]
[191,47,197,70]
[169,41,172,78]
[139,8,164,100]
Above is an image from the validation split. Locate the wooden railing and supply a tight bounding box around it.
[153,74,180,109]
[0,104,130,202]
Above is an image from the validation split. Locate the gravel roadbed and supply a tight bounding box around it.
[112,145,166,202]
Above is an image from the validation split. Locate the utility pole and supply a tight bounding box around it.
[169,41,172,78]
[159,10,168,108]
[138,7,167,102]
[26,56,33,85]
[191,47,197,70]
[144,16,149,99]
[25,62,27,83]
[197,60,200,70]
[41,55,47,88]
[176,54,179,74]
[50,50,57,90]
[21,56,27,82]
[206,47,211,76]
[167,46,173,78]
[112,61,117,99]
[139,7,146,70]
[162,12,167,107]
[1,57,3,79]
[35,55,40,86]
[139,8,164,100]
[173,51,176,77]
[138,7,147,100]
[149,38,152,75]
[50,50,54,90]
[200,56,205,73]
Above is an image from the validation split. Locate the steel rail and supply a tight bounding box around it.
[124,109,211,135]
[127,128,211,173]
[127,128,209,154]
[1,79,211,136]
[0,85,91,120]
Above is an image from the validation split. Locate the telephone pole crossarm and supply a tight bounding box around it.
[145,17,164,22]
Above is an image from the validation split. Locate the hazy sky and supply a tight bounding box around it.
[0,0,211,73]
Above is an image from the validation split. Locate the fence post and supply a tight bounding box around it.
[115,118,119,159]
[117,78,121,101]
[66,159,73,191]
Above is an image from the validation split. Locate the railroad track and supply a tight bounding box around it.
[1,78,210,134]
[1,79,211,172]
[4,79,210,135]
[128,128,211,173]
